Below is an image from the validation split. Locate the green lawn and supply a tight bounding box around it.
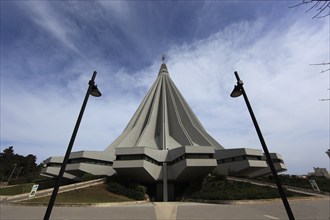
[26,184,133,204]
[185,175,307,201]
[0,183,34,195]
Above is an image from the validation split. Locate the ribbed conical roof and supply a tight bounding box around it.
[105,63,223,151]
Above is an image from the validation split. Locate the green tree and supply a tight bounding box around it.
[0,146,41,184]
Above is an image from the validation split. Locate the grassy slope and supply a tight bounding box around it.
[186,175,304,200]
[0,183,34,195]
[26,184,133,204]
[256,175,330,192]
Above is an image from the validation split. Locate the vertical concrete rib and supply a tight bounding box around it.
[105,62,223,151]
[162,74,167,150]
[166,77,194,146]
[135,76,162,148]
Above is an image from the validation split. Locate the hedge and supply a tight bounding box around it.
[107,181,146,200]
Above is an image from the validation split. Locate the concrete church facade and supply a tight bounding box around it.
[41,62,286,200]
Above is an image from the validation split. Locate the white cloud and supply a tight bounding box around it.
[162,17,329,174]
[17,2,81,55]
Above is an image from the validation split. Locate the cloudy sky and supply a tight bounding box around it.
[1,1,329,175]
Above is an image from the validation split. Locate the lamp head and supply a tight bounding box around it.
[90,85,102,97]
[230,85,242,98]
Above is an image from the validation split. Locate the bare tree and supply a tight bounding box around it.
[291,1,330,101]
[290,0,330,19]
[310,63,330,73]
[292,0,330,72]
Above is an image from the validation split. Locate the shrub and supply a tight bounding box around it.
[107,180,146,200]
[34,179,56,190]
[33,178,75,190]
[81,173,104,181]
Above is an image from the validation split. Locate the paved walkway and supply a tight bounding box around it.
[1,178,329,219]
[1,198,329,220]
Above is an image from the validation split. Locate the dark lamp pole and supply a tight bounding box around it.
[15,167,23,180]
[43,71,101,220]
[7,164,17,185]
[230,71,295,220]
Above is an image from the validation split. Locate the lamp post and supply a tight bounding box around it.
[43,71,101,220]
[15,167,23,180]
[230,71,295,220]
[7,163,17,185]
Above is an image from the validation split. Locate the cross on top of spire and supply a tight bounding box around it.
[159,54,169,76]
[162,54,166,64]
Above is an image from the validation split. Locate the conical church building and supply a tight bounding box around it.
[41,61,287,201]
[108,62,223,181]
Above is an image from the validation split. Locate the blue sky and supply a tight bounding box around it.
[1,1,329,175]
